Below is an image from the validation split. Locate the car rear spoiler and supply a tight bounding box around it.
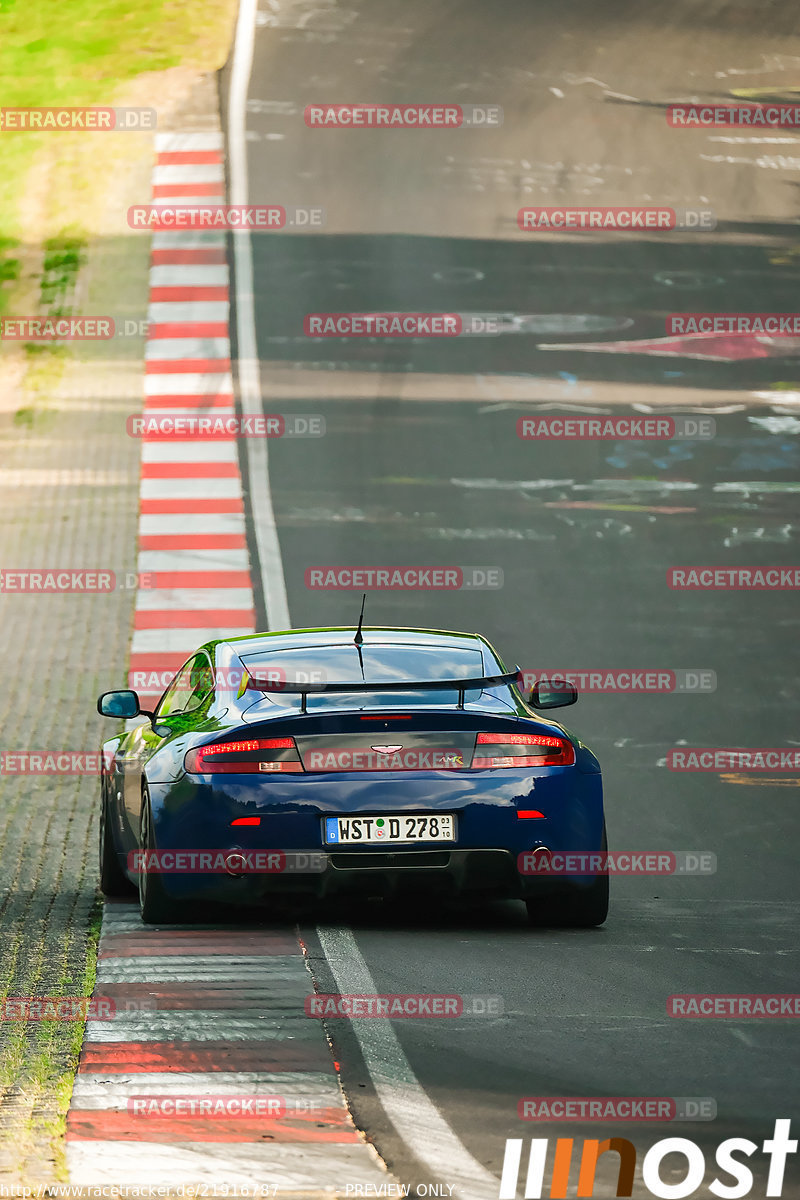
[241,669,522,713]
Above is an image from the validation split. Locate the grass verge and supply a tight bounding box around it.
[0,0,238,307]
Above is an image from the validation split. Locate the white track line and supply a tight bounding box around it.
[316,926,501,1200]
[228,0,290,631]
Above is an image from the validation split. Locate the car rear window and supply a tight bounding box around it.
[239,644,511,711]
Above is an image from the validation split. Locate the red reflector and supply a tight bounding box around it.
[517,810,545,819]
[231,817,261,826]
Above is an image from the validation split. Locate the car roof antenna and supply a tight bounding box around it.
[353,592,367,646]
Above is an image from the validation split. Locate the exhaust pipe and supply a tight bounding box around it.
[225,851,248,876]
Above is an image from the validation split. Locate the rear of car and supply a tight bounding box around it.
[135,629,607,925]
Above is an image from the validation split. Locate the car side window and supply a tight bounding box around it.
[156,654,214,719]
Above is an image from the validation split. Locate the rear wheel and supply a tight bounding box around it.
[526,823,609,928]
[99,789,135,897]
[138,794,184,924]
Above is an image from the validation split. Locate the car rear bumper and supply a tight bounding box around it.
[131,844,602,905]
[135,768,604,903]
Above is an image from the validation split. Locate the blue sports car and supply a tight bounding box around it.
[97,625,608,926]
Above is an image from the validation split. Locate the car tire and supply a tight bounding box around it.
[99,789,136,897]
[526,822,609,928]
[138,793,184,924]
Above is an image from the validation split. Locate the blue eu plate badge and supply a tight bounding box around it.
[325,818,339,843]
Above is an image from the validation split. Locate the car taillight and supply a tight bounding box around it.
[471,733,575,768]
[184,737,304,774]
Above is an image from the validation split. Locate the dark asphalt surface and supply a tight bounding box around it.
[229,1,800,1195]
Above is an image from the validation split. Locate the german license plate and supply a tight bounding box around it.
[323,814,455,845]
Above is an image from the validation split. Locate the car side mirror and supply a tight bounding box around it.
[97,690,144,719]
[529,680,578,709]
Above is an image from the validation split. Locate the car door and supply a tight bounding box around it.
[121,653,215,841]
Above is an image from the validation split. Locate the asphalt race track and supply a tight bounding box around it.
[218,0,800,1195]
